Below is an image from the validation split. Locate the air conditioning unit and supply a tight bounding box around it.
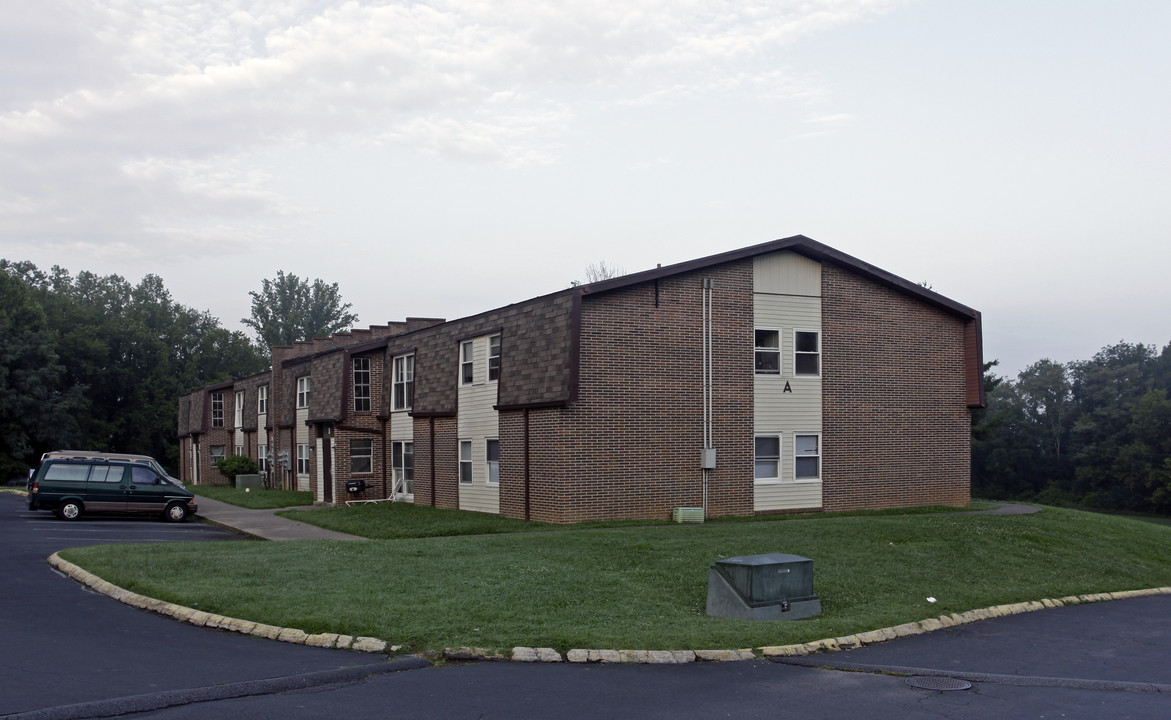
[672,507,705,523]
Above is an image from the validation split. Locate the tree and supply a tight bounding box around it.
[572,261,626,287]
[0,269,82,477]
[242,271,358,350]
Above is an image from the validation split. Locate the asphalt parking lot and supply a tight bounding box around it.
[4,492,1170,720]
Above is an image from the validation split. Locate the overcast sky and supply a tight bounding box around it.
[3,1,1168,378]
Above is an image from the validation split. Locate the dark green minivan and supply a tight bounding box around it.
[28,457,198,522]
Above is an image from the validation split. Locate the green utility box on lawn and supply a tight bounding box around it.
[234,474,263,490]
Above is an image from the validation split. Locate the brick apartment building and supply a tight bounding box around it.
[177,235,984,522]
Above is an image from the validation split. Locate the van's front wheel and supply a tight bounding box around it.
[57,501,82,521]
[163,503,189,523]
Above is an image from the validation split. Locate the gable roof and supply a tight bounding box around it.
[578,234,985,407]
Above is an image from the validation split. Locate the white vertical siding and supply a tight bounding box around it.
[296,408,310,492]
[457,335,500,514]
[753,253,823,511]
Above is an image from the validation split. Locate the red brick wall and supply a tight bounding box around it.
[821,264,972,510]
[508,261,755,523]
[412,416,459,509]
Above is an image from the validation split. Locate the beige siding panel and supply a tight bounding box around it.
[390,411,412,441]
[458,335,500,514]
[295,408,310,492]
[754,480,822,511]
[754,251,821,297]
[754,275,823,512]
[753,294,822,431]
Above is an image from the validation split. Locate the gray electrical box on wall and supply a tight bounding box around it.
[706,553,821,621]
[700,448,717,469]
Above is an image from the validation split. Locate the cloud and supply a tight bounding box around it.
[0,0,909,253]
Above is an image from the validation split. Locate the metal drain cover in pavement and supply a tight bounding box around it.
[905,676,973,691]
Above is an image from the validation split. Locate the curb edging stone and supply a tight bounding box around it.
[48,553,1171,665]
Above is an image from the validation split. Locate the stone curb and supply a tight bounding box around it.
[48,553,1170,665]
[47,553,397,656]
[757,587,1171,659]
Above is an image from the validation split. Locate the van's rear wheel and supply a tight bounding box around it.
[58,501,82,521]
[163,503,189,523]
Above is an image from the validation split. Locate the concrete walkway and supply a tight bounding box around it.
[195,496,367,541]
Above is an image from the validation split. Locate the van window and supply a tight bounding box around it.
[130,466,159,485]
[89,466,124,483]
[44,464,90,482]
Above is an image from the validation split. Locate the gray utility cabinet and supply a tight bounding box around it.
[706,553,821,621]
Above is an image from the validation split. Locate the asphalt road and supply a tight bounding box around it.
[3,492,1170,720]
[0,494,392,717]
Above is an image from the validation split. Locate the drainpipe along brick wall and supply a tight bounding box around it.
[525,261,754,523]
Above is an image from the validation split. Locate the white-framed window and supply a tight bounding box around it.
[754,435,780,482]
[795,434,821,480]
[297,376,311,408]
[258,444,268,472]
[393,354,414,411]
[353,357,371,412]
[459,440,472,483]
[794,330,820,376]
[351,438,373,474]
[235,445,244,456]
[488,335,501,382]
[210,445,226,463]
[297,444,311,475]
[460,341,475,385]
[211,392,224,427]
[392,441,414,496]
[755,329,780,374]
[486,439,500,483]
[235,391,245,427]
[258,386,268,415]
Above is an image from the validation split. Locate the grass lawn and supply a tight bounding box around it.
[277,500,997,540]
[60,506,1171,655]
[190,484,313,509]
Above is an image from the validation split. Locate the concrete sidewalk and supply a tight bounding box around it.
[195,496,367,541]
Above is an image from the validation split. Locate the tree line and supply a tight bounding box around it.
[973,341,1171,515]
[0,261,356,480]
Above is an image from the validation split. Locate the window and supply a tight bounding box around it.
[258,444,268,472]
[486,439,500,484]
[210,445,226,463]
[297,444,311,475]
[460,341,474,384]
[459,441,472,483]
[88,465,123,483]
[795,330,820,376]
[297,376,311,408]
[235,391,245,427]
[488,335,501,381]
[755,330,780,374]
[393,354,414,410]
[235,445,244,456]
[130,465,159,485]
[795,434,820,480]
[258,386,268,415]
[211,392,224,427]
[351,439,373,474]
[754,436,780,481]
[392,441,414,496]
[353,357,371,412]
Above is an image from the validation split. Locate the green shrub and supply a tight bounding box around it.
[215,454,258,484]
